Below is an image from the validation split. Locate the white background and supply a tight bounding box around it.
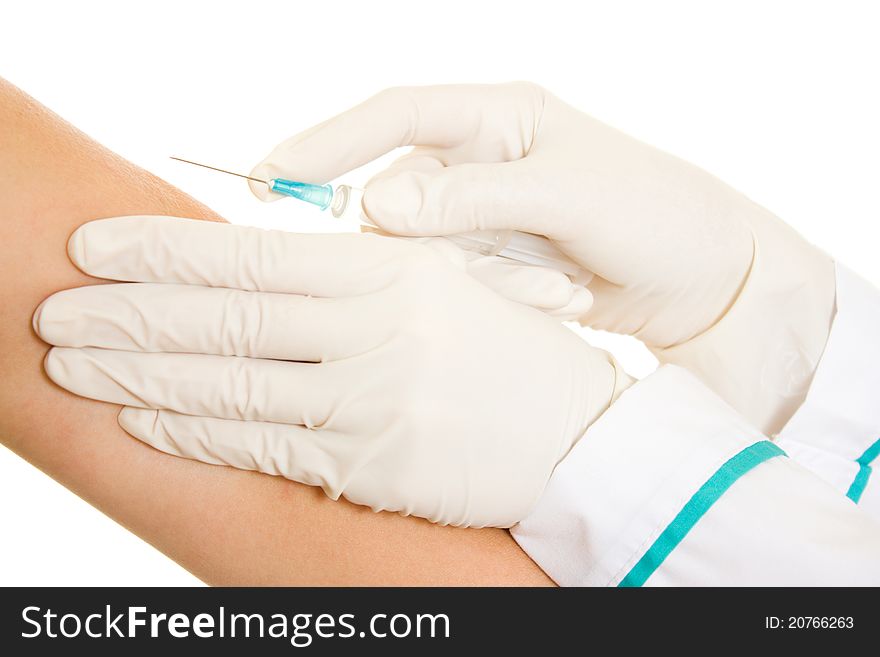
[1,0,878,585]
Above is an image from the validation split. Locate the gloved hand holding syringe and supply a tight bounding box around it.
[169,156,591,286]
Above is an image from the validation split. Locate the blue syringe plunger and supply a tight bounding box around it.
[269,178,334,210]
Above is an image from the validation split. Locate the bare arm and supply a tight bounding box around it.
[0,78,552,586]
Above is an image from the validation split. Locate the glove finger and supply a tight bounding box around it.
[544,286,594,321]
[377,235,591,318]
[67,216,410,297]
[362,160,561,237]
[248,82,545,200]
[367,149,446,185]
[118,407,355,499]
[34,283,382,363]
[465,256,583,311]
[575,274,646,334]
[45,347,363,427]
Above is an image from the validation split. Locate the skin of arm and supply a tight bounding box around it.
[0,78,553,586]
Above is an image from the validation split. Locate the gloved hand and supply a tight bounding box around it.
[34,216,632,528]
[249,83,836,434]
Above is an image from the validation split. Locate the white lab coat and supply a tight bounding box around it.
[512,264,880,585]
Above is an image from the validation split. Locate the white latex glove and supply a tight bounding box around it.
[34,216,632,528]
[249,83,836,435]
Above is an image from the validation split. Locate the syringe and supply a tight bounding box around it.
[170,157,589,283]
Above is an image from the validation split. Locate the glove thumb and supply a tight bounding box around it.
[363,160,554,237]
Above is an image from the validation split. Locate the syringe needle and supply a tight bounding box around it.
[170,155,334,211]
[169,156,268,184]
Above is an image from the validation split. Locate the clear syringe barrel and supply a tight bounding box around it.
[331,185,591,285]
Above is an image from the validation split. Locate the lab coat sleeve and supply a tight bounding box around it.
[777,263,880,515]
[511,364,880,586]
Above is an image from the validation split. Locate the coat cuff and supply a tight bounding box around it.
[511,365,771,586]
[778,263,880,508]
